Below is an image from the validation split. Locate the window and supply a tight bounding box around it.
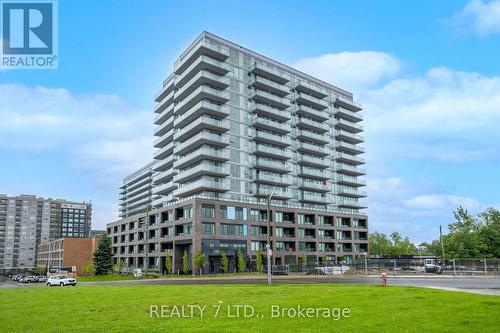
[201,204,215,219]
[275,227,283,237]
[183,205,193,219]
[202,223,215,235]
[251,241,260,251]
[220,206,246,220]
[221,223,247,236]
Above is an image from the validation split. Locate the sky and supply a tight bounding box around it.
[1,0,499,244]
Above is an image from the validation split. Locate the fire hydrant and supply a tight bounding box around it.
[380,272,387,286]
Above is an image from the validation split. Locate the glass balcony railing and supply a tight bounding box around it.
[255,144,293,159]
[336,175,367,187]
[253,159,293,173]
[252,116,292,133]
[336,164,366,175]
[297,117,329,132]
[251,102,291,121]
[335,119,363,133]
[335,141,365,154]
[175,131,229,154]
[298,155,330,168]
[251,62,290,83]
[176,116,229,140]
[335,94,362,111]
[298,130,328,143]
[294,104,329,121]
[174,100,230,128]
[255,131,292,146]
[334,130,364,143]
[174,178,230,197]
[251,76,290,96]
[249,90,289,109]
[334,152,365,164]
[174,163,229,183]
[174,147,229,168]
[298,142,329,156]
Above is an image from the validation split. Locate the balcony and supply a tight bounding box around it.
[293,79,329,99]
[174,147,230,169]
[335,130,364,144]
[334,152,365,165]
[299,167,330,180]
[154,141,175,160]
[297,130,329,144]
[294,104,329,122]
[335,141,365,155]
[249,90,289,110]
[301,192,329,204]
[335,118,363,134]
[251,76,290,97]
[175,131,230,155]
[254,173,292,186]
[254,130,292,147]
[175,54,231,89]
[175,116,229,141]
[337,199,367,209]
[334,107,363,123]
[174,100,230,129]
[298,155,330,169]
[253,159,292,173]
[336,175,367,187]
[175,86,230,116]
[154,75,175,103]
[334,94,362,112]
[296,117,329,132]
[297,142,329,157]
[253,186,292,199]
[153,154,177,172]
[252,116,292,134]
[336,186,367,198]
[174,163,229,183]
[174,40,230,75]
[175,70,230,102]
[152,181,177,196]
[299,180,329,192]
[251,102,291,122]
[336,163,366,176]
[254,144,293,160]
[293,92,329,110]
[154,103,174,125]
[173,177,230,197]
[154,116,174,137]
[152,168,177,185]
[152,194,174,208]
[153,90,174,114]
[153,128,174,148]
[251,62,289,84]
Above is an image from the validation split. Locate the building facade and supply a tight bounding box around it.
[36,237,99,274]
[0,194,92,271]
[119,161,155,218]
[109,32,367,273]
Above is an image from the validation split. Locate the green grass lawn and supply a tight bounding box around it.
[1,284,498,332]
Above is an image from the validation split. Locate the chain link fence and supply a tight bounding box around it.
[258,258,500,276]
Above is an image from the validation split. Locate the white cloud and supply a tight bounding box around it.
[361,66,500,163]
[292,51,401,92]
[0,84,154,229]
[453,0,500,35]
[404,194,480,211]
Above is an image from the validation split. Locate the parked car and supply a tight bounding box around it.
[47,275,76,287]
[20,276,39,283]
[37,276,48,283]
[13,275,24,281]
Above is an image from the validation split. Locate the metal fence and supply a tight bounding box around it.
[259,258,500,276]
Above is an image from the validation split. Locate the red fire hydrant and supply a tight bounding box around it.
[380,272,387,286]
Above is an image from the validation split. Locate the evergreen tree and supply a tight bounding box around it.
[93,234,113,275]
[182,250,188,274]
[221,251,229,274]
[256,249,263,273]
[165,254,172,275]
[237,249,246,273]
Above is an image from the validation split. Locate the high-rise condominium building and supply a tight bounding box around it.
[0,194,92,270]
[108,32,367,273]
[119,161,155,218]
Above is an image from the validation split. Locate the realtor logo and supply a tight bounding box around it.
[1,0,58,69]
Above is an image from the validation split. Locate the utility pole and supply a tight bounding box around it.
[439,225,445,268]
[266,192,275,286]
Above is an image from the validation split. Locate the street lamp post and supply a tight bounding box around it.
[266,192,275,286]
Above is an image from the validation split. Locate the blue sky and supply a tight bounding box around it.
[1,0,499,243]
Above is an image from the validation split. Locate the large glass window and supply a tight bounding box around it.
[202,223,215,235]
[201,204,215,219]
[221,223,247,236]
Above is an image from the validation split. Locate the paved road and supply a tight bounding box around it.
[2,276,499,295]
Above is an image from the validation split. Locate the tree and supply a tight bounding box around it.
[237,249,246,273]
[368,231,417,256]
[321,256,328,266]
[221,251,229,274]
[82,262,94,276]
[256,249,263,273]
[182,250,189,274]
[164,254,172,275]
[193,250,207,275]
[115,259,126,274]
[93,234,113,275]
[298,254,306,266]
